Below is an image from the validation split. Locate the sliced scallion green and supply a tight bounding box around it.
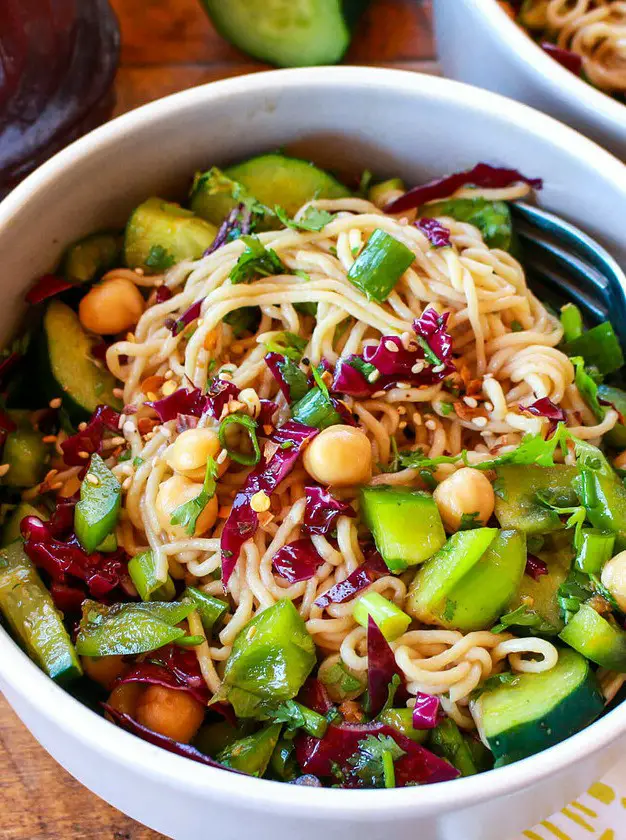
[347,229,415,303]
[291,387,341,430]
[218,412,261,465]
[560,303,583,343]
[353,592,411,641]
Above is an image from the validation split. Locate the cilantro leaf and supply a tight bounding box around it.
[492,604,558,636]
[170,456,218,535]
[275,205,337,232]
[459,511,481,531]
[229,235,287,284]
[263,331,307,362]
[347,734,405,788]
[571,356,605,421]
[470,671,520,699]
[192,167,271,219]
[558,568,619,623]
[264,699,327,738]
[535,491,587,545]
[145,245,175,272]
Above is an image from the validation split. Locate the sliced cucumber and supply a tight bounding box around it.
[406,528,498,626]
[2,503,44,547]
[473,648,603,766]
[2,411,49,488]
[124,198,217,273]
[494,465,578,534]
[199,1,365,68]
[40,301,122,424]
[559,603,626,671]
[360,485,446,572]
[63,232,121,284]
[190,154,350,227]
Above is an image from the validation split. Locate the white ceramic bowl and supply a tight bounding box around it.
[2,67,626,840]
[433,0,626,160]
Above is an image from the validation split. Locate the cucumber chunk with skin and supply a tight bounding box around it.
[494,464,579,534]
[124,198,217,273]
[360,485,446,572]
[40,301,122,423]
[559,603,626,670]
[63,232,121,284]
[2,411,49,488]
[406,528,499,626]
[473,648,603,766]
[199,1,365,68]
[190,154,350,227]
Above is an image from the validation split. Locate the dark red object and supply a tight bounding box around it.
[384,163,543,215]
[541,42,583,76]
[416,218,452,248]
[412,692,442,730]
[103,706,245,775]
[0,0,120,197]
[302,486,355,536]
[525,554,549,581]
[204,204,252,256]
[117,643,210,705]
[61,404,121,466]
[298,678,334,716]
[314,548,388,609]
[155,286,173,304]
[265,352,292,401]
[165,300,204,337]
[367,616,408,716]
[519,397,566,436]
[272,538,325,583]
[25,274,73,305]
[221,421,318,586]
[294,721,459,786]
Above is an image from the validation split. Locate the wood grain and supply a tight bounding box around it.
[1,1,435,837]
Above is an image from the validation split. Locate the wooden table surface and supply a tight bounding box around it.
[0,2,435,837]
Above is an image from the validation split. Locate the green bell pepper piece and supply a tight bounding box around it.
[74,453,121,553]
[216,723,282,777]
[129,549,175,602]
[575,469,626,551]
[0,541,82,683]
[2,411,49,488]
[269,737,299,781]
[377,708,428,744]
[575,528,615,575]
[221,599,316,718]
[559,602,626,671]
[430,718,478,777]
[76,599,195,657]
[183,586,228,634]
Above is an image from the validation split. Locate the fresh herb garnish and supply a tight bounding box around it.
[170,457,218,536]
[275,205,337,232]
[492,604,557,635]
[459,512,481,531]
[347,734,405,788]
[264,331,307,362]
[145,245,175,272]
[218,413,260,466]
[229,235,287,284]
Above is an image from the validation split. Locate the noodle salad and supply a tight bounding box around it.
[3,152,626,788]
[500,0,626,100]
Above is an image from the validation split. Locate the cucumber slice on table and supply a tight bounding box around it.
[0,541,82,683]
[190,154,350,227]
[360,485,446,572]
[473,648,603,766]
[199,1,366,68]
[494,465,579,534]
[124,198,217,272]
[40,300,122,424]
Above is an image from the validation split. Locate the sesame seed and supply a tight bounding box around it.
[0,464,10,478]
[78,450,90,459]
[78,422,88,432]
[126,333,135,342]
[371,390,386,400]
[384,340,399,353]
[413,412,423,426]
[396,382,411,390]
[485,402,494,412]
[122,477,132,491]
[463,396,478,408]
[49,398,62,409]
[425,419,437,430]
[219,372,233,381]
[134,267,145,276]
[432,364,445,374]
[400,331,413,350]
[85,473,99,485]
[473,417,488,428]
[146,391,158,402]
[113,388,124,399]
[197,318,204,327]
[397,406,406,415]
[250,490,271,513]
[123,421,136,436]
[164,370,174,380]
[399,421,407,430]
[411,361,425,375]
[42,435,57,444]
[161,380,178,396]
[216,449,228,465]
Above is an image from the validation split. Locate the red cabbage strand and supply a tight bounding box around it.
[519,397,566,436]
[165,299,204,337]
[117,643,210,705]
[25,274,73,305]
[61,404,121,467]
[272,538,325,583]
[412,692,442,730]
[541,42,583,76]
[314,548,388,609]
[525,554,549,581]
[416,218,452,248]
[302,486,355,536]
[367,615,408,716]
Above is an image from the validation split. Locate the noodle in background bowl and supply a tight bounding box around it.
[1,66,626,840]
[433,0,626,161]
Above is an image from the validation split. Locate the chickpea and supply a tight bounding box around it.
[82,654,128,690]
[155,473,218,539]
[79,277,144,335]
[165,428,221,481]
[302,425,372,487]
[433,467,495,532]
[135,685,205,743]
[601,550,626,611]
[614,451,626,471]
[107,682,145,717]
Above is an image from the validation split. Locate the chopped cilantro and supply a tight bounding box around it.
[145,245,175,272]
[275,205,336,232]
[170,457,218,535]
[229,235,287,284]
[459,511,481,531]
[347,734,405,788]
[492,604,557,636]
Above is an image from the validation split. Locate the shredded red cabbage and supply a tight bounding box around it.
[117,643,210,705]
[205,379,241,420]
[203,204,252,257]
[367,615,408,716]
[416,218,452,248]
[541,42,583,76]
[519,397,566,436]
[314,547,388,609]
[294,721,458,786]
[60,404,121,467]
[50,581,87,614]
[103,705,245,774]
[221,420,318,585]
[298,678,334,716]
[147,386,214,422]
[385,163,543,214]
[272,538,325,583]
[412,692,442,730]
[257,399,279,428]
[525,554,549,581]
[155,286,173,304]
[302,486,355,536]
[25,274,73,305]
[165,299,204,337]
[265,352,292,401]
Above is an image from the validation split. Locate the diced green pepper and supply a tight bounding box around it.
[353,592,411,641]
[598,385,626,448]
[290,386,341,429]
[575,529,615,575]
[220,599,316,718]
[576,469,626,551]
[269,737,299,781]
[129,549,175,602]
[0,541,82,683]
[429,718,478,776]
[194,720,253,757]
[377,708,428,744]
[183,586,228,635]
[368,178,405,207]
[347,229,415,303]
[63,232,121,284]
[494,465,578,533]
[559,603,626,671]
[216,723,282,777]
[74,454,121,554]
[95,533,118,553]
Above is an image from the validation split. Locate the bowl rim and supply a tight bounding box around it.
[470,0,626,128]
[2,65,626,816]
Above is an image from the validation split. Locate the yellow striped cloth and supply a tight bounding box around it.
[516,763,626,840]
